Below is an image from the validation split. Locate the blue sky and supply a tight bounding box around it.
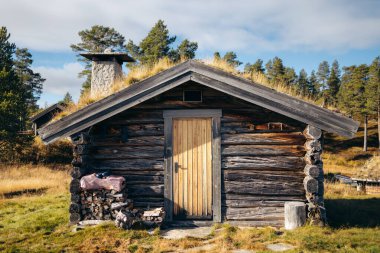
[1,0,380,107]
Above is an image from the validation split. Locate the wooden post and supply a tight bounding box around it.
[303,125,326,225]
[69,132,91,224]
[284,202,306,230]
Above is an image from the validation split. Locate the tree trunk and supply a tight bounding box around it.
[363,115,368,152]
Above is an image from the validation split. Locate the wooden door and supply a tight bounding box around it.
[172,118,212,219]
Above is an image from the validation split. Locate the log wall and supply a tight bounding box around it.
[80,82,308,226]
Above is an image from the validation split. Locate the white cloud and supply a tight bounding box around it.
[33,63,85,106]
[1,0,380,54]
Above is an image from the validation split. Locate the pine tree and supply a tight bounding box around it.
[317,61,330,91]
[244,59,264,74]
[308,70,319,97]
[127,20,197,65]
[71,25,126,92]
[222,51,242,67]
[338,64,369,150]
[266,57,285,84]
[324,61,340,106]
[0,27,32,161]
[129,20,176,65]
[365,56,380,149]
[14,48,45,114]
[297,69,309,96]
[62,92,74,105]
[283,67,297,86]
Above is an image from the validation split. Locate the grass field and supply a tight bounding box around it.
[0,122,379,252]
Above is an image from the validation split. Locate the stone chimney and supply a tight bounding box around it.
[80,49,135,98]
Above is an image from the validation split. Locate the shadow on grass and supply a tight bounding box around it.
[324,132,378,154]
[325,198,380,228]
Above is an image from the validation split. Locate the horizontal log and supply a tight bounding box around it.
[92,146,164,159]
[304,165,321,178]
[128,185,164,197]
[224,206,284,220]
[304,151,322,165]
[69,213,81,224]
[71,155,90,166]
[222,145,305,157]
[72,132,91,145]
[69,203,80,213]
[92,159,164,171]
[305,140,322,152]
[92,136,164,147]
[73,144,89,155]
[225,220,284,227]
[70,179,81,193]
[304,176,318,193]
[125,123,164,137]
[70,167,87,179]
[100,170,164,177]
[222,194,306,202]
[71,193,81,203]
[133,202,164,207]
[222,156,305,170]
[303,125,322,140]
[223,170,304,182]
[222,132,305,145]
[224,181,305,196]
[124,175,164,184]
[223,200,286,208]
[222,122,303,134]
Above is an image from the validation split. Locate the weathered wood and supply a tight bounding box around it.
[305,140,322,152]
[92,136,164,147]
[92,159,164,171]
[304,176,318,193]
[224,181,305,195]
[221,122,302,134]
[213,115,222,222]
[226,220,284,227]
[70,167,87,179]
[303,125,322,140]
[69,213,81,224]
[73,144,89,155]
[123,175,164,184]
[71,193,81,203]
[222,156,305,170]
[71,155,90,166]
[223,170,303,182]
[70,179,81,193]
[222,145,305,157]
[304,165,320,178]
[92,146,164,159]
[284,202,306,230]
[128,185,164,196]
[224,206,284,220]
[224,200,286,208]
[69,203,80,213]
[222,132,305,145]
[72,132,91,145]
[304,151,322,165]
[222,194,306,202]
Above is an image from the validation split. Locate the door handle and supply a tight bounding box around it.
[175,162,179,173]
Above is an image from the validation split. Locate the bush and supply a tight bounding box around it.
[20,136,73,164]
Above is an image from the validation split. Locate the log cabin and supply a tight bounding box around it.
[39,52,359,227]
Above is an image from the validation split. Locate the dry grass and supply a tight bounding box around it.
[0,164,70,198]
[356,156,380,180]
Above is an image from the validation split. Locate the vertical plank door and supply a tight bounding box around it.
[172,118,212,219]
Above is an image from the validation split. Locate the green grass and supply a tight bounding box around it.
[1,190,380,252]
